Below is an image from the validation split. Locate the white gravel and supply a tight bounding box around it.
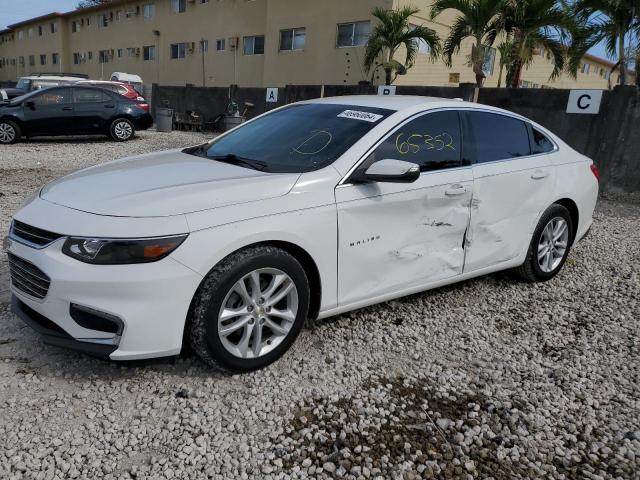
[0,132,639,479]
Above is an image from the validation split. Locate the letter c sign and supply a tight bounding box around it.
[567,89,603,114]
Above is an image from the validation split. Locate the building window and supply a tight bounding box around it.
[201,0,209,3]
[171,0,186,13]
[604,69,610,80]
[581,62,590,74]
[38,26,44,36]
[170,42,187,59]
[29,55,35,67]
[28,28,34,38]
[19,56,24,66]
[99,15,108,28]
[216,38,226,51]
[52,53,59,65]
[87,51,93,60]
[143,45,156,60]
[337,21,370,47]
[51,23,58,34]
[199,40,209,53]
[243,35,264,55]
[73,52,81,64]
[143,4,155,19]
[72,20,80,33]
[40,54,46,65]
[116,11,123,21]
[18,31,24,40]
[117,48,123,58]
[127,47,137,58]
[99,50,110,63]
[409,24,430,54]
[482,45,496,75]
[280,28,306,51]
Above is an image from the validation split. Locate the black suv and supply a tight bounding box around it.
[0,85,153,144]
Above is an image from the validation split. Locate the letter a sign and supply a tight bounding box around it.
[566,90,602,114]
[266,87,278,103]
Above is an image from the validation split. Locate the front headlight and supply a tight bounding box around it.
[62,235,188,265]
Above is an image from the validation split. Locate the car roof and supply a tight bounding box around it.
[22,75,83,81]
[302,95,468,111]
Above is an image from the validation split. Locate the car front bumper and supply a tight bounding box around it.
[6,236,203,361]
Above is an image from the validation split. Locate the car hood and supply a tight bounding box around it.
[40,149,300,217]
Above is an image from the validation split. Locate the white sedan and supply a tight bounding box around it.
[5,96,598,371]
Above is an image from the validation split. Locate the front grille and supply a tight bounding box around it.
[11,220,63,247]
[7,253,51,299]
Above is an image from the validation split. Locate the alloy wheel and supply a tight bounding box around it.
[537,217,569,273]
[217,268,298,359]
[0,123,16,143]
[114,121,133,140]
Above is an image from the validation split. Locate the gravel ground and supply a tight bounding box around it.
[0,132,639,479]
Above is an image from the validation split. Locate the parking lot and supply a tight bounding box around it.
[0,131,638,479]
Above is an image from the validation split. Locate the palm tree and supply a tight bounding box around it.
[430,0,506,87]
[502,0,579,88]
[496,39,514,86]
[573,0,639,86]
[364,6,441,85]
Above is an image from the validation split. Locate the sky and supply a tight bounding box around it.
[0,0,611,61]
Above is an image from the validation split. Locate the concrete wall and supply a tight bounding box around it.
[153,83,640,192]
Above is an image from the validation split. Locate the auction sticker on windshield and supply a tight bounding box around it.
[337,110,384,123]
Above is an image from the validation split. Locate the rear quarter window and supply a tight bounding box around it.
[466,111,531,163]
[530,126,555,154]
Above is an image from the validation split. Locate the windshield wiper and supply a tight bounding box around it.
[209,153,269,172]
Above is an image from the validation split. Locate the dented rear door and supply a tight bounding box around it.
[335,110,472,306]
[463,110,556,273]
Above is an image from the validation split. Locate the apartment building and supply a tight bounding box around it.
[0,0,631,89]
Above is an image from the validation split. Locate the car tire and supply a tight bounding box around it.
[513,203,573,282]
[109,118,135,142]
[0,120,21,144]
[188,245,310,372]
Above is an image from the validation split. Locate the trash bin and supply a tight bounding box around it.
[221,115,243,132]
[156,108,173,132]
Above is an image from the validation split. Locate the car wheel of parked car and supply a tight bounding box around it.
[514,204,573,282]
[110,118,135,142]
[0,120,20,144]
[189,245,310,371]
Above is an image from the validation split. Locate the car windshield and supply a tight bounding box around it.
[195,103,394,173]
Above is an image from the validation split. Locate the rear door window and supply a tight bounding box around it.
[466,111,531,163]
[73,88,109,103]
[368,110,463,172]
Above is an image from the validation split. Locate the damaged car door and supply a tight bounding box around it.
[336,110,472,306]
[462,110,556,272]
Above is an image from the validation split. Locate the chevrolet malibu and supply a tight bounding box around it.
[5,96,598,371]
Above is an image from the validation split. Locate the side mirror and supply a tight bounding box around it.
[352,159,420,184]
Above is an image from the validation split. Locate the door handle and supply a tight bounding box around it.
[104,104,115,108]
[445,184,466,196]
[531,170,549,180]
[62,106,73,111]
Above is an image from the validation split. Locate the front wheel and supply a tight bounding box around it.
[0,120,20,144]
[109,118,135,141]
[189,246,310,372]
[513,204,573,282]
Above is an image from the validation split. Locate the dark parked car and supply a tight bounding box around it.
[0,85,153,144]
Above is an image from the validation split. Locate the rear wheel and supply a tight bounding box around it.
[110,118,135,141]
[0,120,20,144]
[189,246,310,372]
[513,204,573,282]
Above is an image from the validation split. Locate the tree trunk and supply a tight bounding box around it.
[636,50,640,89]
[497,63,503,88]
[384,68,392,85]
[505,39,521,88]
[511,59,524,88]
[471,41,486,88]
[618,33,626,86]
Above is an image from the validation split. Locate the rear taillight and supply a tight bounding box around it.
[136,102,149,113]
[590,163,600,181]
